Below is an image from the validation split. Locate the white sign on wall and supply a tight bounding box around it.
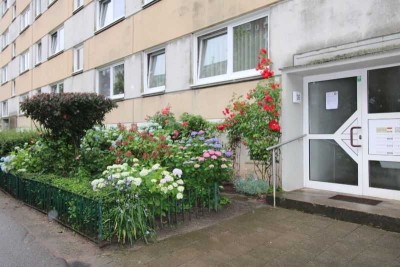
[369,119,400,156]
[326,91,338,110]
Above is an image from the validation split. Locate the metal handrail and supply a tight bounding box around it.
[267,134,307,207]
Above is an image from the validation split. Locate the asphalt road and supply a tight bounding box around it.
[0,210,67,267]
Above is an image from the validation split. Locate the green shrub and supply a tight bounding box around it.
[0,130,38,156]
[234,177,269,196]
[20,93,117,152]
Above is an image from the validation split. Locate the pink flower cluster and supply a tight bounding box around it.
[200,150,223,161]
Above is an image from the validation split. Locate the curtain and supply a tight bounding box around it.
[199,32,227,79]
[149,52,166,88]
[233,17,268,72]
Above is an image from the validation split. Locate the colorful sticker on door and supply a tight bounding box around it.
[369,119,400,156]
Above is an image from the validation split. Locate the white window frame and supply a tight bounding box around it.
[73,45,84,73]
[11,42,16,58]
[96,0,125,31]
[20,50,30,73]
[49,26,64,57]
[0,0,7,17]
[192,10,269,86]
[50,81,64,93]
[34,0,41,18]
[1,65,8,84]
[20,7,31,32]
[97,61,124,99]
[143,48,166,95]
[1,101,8,118]
[35,41,42,65]
[48,0,56,7]
[11,3,15,20]
[142,0,157,6]
[1,28,9,49]
[19,93,29,115]
[11,79,15,96]
[74,0,83,11]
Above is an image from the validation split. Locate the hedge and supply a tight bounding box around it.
[0,130,38,156]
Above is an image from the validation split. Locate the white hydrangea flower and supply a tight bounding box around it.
[133,158,139,163]
[177,179,184,185]
[221,164,228,169]
[132,178,142,186]
[177,186,184,192]
[121,172,130,177]
[117,180,125,185]
[172,182,178,187]
[165,175,173,182]
[139,169,150,177]
[151,179,157,183]
[152,164,160,170]
[177,193,183,200]
[167,185,173,191]
[172,168,183,178]
[161,187,168,194]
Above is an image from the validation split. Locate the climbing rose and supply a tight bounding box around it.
[268,120,281,132]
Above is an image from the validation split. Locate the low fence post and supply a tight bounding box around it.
[214,182,218,212]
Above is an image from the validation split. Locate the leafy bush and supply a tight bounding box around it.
[20,93,117,151]
[0,130,38,156]
[234,177,269,197]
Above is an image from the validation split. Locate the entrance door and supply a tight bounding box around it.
[304,70,363,195]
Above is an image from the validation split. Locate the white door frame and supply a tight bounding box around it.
[303,63,400,200]
[303,69,364,195]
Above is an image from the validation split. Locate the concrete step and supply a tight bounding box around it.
[266,188,400,233]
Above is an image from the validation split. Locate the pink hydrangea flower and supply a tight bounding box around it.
[215,151,222,156]
[208,150,215,155]
[203,152,211,158]
[211,155,217,160]
[198,157,205,162]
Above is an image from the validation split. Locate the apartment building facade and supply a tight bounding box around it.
[0,0,399,200]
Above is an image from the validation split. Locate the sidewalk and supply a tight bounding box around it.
[1,189,400,267]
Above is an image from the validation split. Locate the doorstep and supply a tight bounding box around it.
[266,188,400,233]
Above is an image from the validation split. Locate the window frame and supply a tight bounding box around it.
[35,41,42,65]
[143,48,166,95]
[73,0,84,11]
[1,101,8,118]
[50,81,64,93]
[11,42,16,58]
[48,26,64,57]
[48,0,56,7]
[19,50,30,74]
[11,79,15,96]
[73,45,84,73]
[1,28,9,50]
[34,0,41,18]
[20,7,31,32]
[19,93,29,115]
[0,0,7,17]
[96,0,125,31]
[1,65,8,84]
[11,3,15,20]
[192,10,269,86]
[96,61,125,100]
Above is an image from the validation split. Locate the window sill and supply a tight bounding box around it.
[20,25,30,34]
[73,5,84,15]
[1,44,9,51]
[95,17,125,35]
[72,69,83,76]
[142,0,161,9]
[19,69,29,76]
[48,50,64,60]
[48,0,57,9]
[191,75,261,90]
[34,62,42,67]
[35,14,42,20]
[109,94,125,101]
[141,86,165,97]
[1,81,8,86]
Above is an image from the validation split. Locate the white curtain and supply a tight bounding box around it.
[199,32,227,79]
[149,52,166,88]
[233,17,268,72]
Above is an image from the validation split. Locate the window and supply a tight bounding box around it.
[19,93,29,115]
[11,3,15,20]
[1,101,8,117]
[74,0,83,11]
[195,14,268,84]
[98,62,124,99]
[48,0,56,6]
[0,0,7,16]
[49,26,64,57]
[1,29,9,49]
[11,42,16,58]
[50,82,64,93]
[1,65,8,84]
[97,0,124,30]
[35,88,41,95]
[35,41,42,65]
[20,50,30,73]
[144,49,166,93]
[11,80,15,96]
[34,0,41,17]
[73,45,83,72]
[20,7,31,32]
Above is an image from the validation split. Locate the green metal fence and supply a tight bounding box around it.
[0,171,220,244]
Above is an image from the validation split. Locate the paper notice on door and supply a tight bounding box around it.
[369,119,400,156]
[326,91,338,110]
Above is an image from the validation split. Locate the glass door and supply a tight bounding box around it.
[363,65,400,200]
[304,71,363,194]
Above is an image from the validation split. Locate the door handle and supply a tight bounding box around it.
[350,126,362,147]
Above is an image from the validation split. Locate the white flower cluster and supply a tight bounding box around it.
[158,169,184,199]
[0,155,16,173]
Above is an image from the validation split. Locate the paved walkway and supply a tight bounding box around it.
[115,208,400,267]
[1,189,400,267]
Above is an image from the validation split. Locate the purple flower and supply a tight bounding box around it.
[213,143,222,148]
[225,151,233,157]
[191,131,198,136]
[198,136,205,141]
[205,139,214,144]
